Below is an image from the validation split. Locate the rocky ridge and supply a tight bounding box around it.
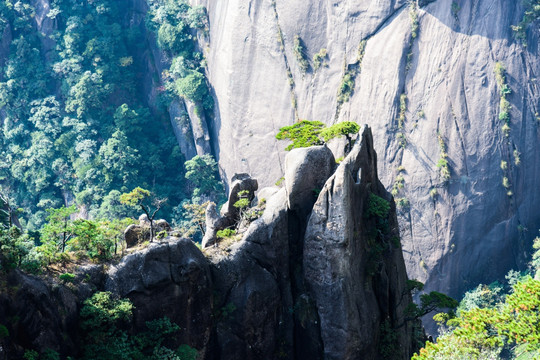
[0,126,416,359]
[15,0,540,316]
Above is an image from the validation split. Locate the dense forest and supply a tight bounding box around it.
[0,0,219,230]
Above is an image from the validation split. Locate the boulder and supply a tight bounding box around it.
[138,213,150,226]
[201,202,232,248]
[202,173,258,248]
[220,173,259,219]
[284,145,335,218]
[124,224,149,248]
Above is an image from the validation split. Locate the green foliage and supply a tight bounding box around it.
[0,323,9,339]
[23,350,39,360]
[184,154,224,201]
[451,1,461,21]
[313,48,327,71]
[79,292,197,360]
[173,200,209,242]
[276,120,360,152]
[379,319,400,360]
[396,197,410,210]
[366,193,390,219]
[80,291,133,334]
[335,40,365,113]
[532,236,540,273]
[437,134,451,181]
[175,71,213,110]
[216,228,236,239]
[337,71,355,104]
[414,241,540,359]
[0,226,37,271]
[233,198,250,210]
[147,0,213,115]
[409,1,419,38]
[41,349,60,360]
[276,120,325,151]
[320,122,360,142]
[397,132,407,149]
[0,0,185,229]
[407,279,425,294]
[120,187,151,208]
[398,93,407,129]
[511,0,540,46]
[293,35,309,73]
[59,272,76,283]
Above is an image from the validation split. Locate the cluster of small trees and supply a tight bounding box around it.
[413,237,540,359]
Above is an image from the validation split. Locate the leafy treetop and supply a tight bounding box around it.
[276,120,360,151]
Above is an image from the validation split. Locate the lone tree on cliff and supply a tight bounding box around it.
[276,120,360,152]
[120,187,166,241]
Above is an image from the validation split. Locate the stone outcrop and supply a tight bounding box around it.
[304,128,412,359]
[124,215,172,248]
[202,173,258,248]
[203,126,415,359]
[197,0,540,304]
[0,126,416,359]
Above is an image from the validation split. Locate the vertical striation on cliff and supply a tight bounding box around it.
[197,0,540,301]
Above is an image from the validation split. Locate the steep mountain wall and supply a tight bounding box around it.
[197,0,540,298]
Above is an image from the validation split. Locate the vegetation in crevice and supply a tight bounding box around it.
[494,62,515,197]
[271,0,299,119]
[436,134,451,182]
[364,192,394,276]
[146,0,213,118]
[335,40,367,119]
[451,1,461,23]
[293,35,309,73]
[511,0,540,46]
[394,1,420,151]
[313,48,328,72]
[409,1,419,39]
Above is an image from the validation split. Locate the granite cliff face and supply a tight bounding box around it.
[0,127,416,359]
[17,0,540,306]
[194,0,540,299]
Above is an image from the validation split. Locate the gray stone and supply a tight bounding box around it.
[124,224,149,248]
[198,0,540,304]
[202,174,259,248]
[285,145,335,218]
[304,126,413,359]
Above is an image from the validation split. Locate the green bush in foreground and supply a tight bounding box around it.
[80,291,197,360]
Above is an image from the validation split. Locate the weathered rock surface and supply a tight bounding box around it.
[0,270,79,357]
[124,216,172,247]
[0,126,416,359]
[106,239,214,354]
[198,0,540,301]
[304,127,412,359]
[204,126,415,359]
[285,145,335,218]
[202,173,258,248]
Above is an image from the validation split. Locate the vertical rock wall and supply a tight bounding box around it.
[198,0,540,299]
